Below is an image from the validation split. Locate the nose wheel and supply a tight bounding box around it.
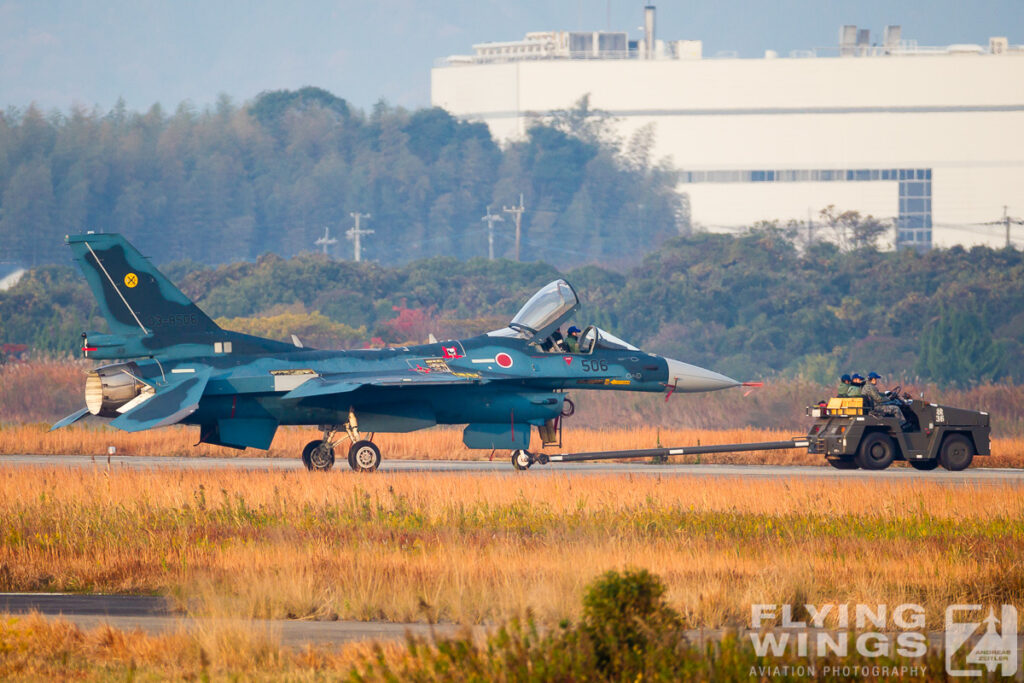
[512,449,534,470]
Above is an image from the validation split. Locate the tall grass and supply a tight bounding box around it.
[0,467,1021,630]
[0,612,384,680]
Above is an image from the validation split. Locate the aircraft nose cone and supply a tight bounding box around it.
[664,358,740,393]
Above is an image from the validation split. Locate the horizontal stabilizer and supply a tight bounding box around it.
[50,407,90,431]
[110,368,211,432]
[283,370,490,400]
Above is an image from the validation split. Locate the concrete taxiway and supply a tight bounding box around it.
[1,454,1022,483]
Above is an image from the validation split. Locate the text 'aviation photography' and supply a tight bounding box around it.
[1,1,1023,680]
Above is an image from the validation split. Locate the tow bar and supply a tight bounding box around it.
[511,438,810,470]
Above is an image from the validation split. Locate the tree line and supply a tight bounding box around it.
[2,228,1021,388]
[0,89,682,268]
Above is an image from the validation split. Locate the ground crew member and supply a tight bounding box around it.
[848,374,864,397]
[863,372,906,425]
[564,326,581,353]
[837,374,853,397]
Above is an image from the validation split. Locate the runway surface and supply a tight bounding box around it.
[0,593,469,645]
[4,594,1021,650]
[2,454,1022,483]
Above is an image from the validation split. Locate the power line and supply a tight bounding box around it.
[346,212,373,262]
[978,205,1024,248]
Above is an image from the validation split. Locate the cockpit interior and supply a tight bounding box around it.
[488,279,640,354]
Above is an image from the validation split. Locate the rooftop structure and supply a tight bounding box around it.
[433,7,1024,251]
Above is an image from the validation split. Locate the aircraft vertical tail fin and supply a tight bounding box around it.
[66,233,221,339]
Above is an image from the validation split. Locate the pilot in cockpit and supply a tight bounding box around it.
[564,326,581,353]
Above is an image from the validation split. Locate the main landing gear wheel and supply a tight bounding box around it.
[348,440,381,472]
[511,449,533,470]
[856,432,896,470]
[302,440,335,471]
[939,434,974,472]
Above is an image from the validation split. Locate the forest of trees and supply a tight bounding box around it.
[1,88,1020,387]
[2,228,1021,387]
[0,88,683,268]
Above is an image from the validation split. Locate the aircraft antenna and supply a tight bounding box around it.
[481,207,504,260]
[347,212,373,262]
[502,194,525,262]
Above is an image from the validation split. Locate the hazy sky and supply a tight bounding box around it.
[2,0,1022,114]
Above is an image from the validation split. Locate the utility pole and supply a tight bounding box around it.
[806,207,814,249]
[314,226,338,255]
[347,212,373,262]
[481,207,504,260]
[980,206,1024,248]
[502,194,525,262]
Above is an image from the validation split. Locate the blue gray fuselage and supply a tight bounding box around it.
[131,335,674,433]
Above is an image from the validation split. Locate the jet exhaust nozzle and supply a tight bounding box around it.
[85,362,144,417]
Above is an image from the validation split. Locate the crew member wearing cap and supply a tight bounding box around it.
[848,373,865,397]
[863,372,905,424]
[837,374,853,397]
[564,325,582,353]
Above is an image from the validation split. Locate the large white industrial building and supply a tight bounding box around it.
[431,9,1024,250]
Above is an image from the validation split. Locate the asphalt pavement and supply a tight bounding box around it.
[1,454,1022,483]
[0,593,469,645]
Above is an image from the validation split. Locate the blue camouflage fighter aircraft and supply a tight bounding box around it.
[53,233,741,470]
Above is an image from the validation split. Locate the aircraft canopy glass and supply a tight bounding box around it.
[579,326,640,353]
[509,280,579,336]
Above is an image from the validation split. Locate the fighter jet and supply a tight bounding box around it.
[53,233,740,470]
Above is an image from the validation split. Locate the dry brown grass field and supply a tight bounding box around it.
[1,466,1021,632]
[0,612,389,681]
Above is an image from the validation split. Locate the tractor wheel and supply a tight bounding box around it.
[302,440,335,471]
[348,440,381,472]
[826,458,859,470]
[939,434,974,472]
[511,449,533,470]
[856,432,896,470]
[909,459,940,471]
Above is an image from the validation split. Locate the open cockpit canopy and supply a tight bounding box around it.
[496,280,579,342]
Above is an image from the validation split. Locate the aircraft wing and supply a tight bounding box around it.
[283,369,492,400]
[110,368,212,432]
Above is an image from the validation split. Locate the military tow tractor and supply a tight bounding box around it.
[806,394,990,471]
[511,392,990,472]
